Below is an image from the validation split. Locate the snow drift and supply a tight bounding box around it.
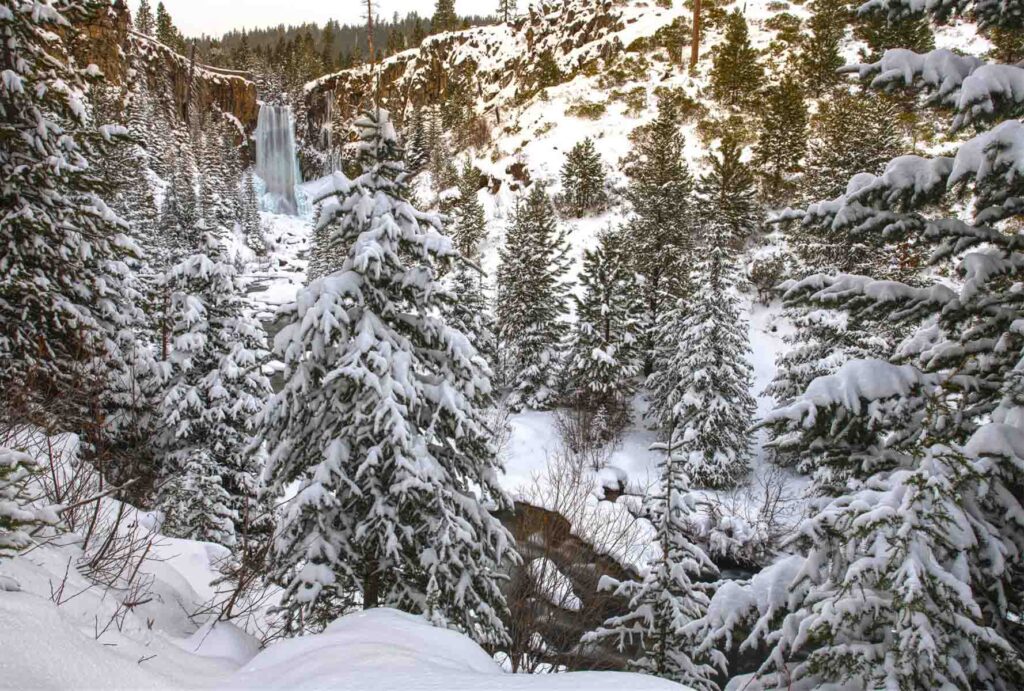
[230,608,687,690]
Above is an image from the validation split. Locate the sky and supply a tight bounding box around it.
[157,0,484,37]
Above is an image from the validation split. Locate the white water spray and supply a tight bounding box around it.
[254,103,304,216]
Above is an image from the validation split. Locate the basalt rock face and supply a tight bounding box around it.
[304,0,625,169]
[71,1,258,136]
[130,35,259,135]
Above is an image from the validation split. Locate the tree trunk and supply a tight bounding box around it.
[363,560,380,609]
[690,0,702,70]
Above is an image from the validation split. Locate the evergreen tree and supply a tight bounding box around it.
[156,233,271,548]
[496,185,572,410]
[696,11,1024,683]
[498,0,517,23]
[648,239,755,489]
[753,75,808,204]
[584,426,720,689]
[90,85,160,243]
[854,12,935,62]
[411,16,427,46]
[135,0,154,36]
[764,306,893,473]
[802,90,903,202]
[440,69,475,139]
[767,91,906,470]
[404,105,429,176]
[0,0,139,424]
[696,131,760,249]
[320,22,336,71]
[451,162,487,258]
[624,99,695,374]
[240,171,266,255]
[385,27,405,56]
[260,108,515,640]
[560,138,606,218]
[564,228,641,438]
[448,265,496,368]
[157,155,200,266]
[432,0,459,34]
[987,25,1024,62]
[535,50,562,88]
[233,31,253,71]
[154,235,268,548]
[798,0,848,96]
[155,2,181,50]
[709,10,763,110]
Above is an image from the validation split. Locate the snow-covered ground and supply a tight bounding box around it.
[0,485,685,690]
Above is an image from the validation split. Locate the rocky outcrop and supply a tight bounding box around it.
[71,1,259,135]
[129,33,259,134]
[304,0,626,157]
[495,501,640,672]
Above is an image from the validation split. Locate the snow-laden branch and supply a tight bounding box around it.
[763,358,941,426]
[842,47,1024,128]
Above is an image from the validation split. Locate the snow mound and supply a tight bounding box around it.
[0,591,173,690]
[231,608,687,690]
[178,619,262,666]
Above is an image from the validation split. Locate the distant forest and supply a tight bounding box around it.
[186,9,495,73]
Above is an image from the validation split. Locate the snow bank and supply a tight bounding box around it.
[230,608,687,690]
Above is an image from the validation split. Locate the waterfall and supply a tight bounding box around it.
[254,103,303,216]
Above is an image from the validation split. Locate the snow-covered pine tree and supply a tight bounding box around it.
[648,234,755,489]
[765,93,908,462]
[156,233,270,548]
[196,124,237,231]
[696,131,760,249]
[450,161,487,257]
[753,74,808,204]
[0,0,139,425]
[496,184,572,410]
[440,69,476,141]
[83,83,165,486]
[624,98,695,375]
[564,227,641,438]
[584,423,720,689]
[260,108,515,640]
[709,10,764,110]
[0,447,56,564]
[135,0,154,35]
[798,0,849,96]
[560,138,606,218]
[404,105,429,176]
[694,11,1024,683]
[240,171,266,255]
[430,136,460,215]
[802,89,904,203]
[763,308,892,471]
[157,152,200,267]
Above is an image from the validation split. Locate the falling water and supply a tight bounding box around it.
[255,103,303,216]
